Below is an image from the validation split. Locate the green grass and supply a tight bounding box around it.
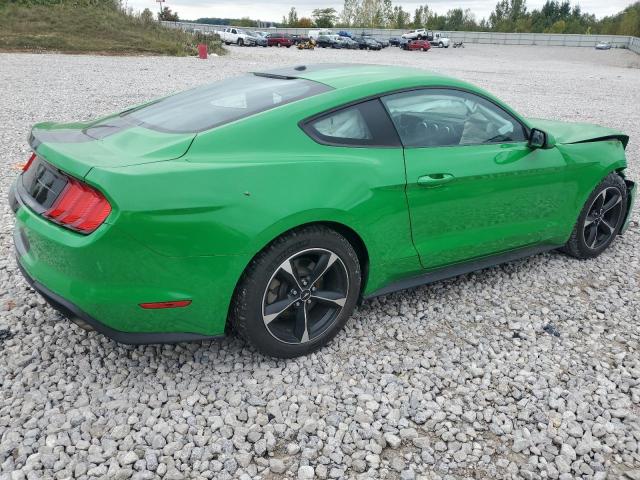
[0,2,225,56]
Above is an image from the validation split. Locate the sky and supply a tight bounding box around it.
[126,0,636,23]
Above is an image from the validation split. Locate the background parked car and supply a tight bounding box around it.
[266,33,292,48]
[215,27,256,46]
[290,34,310,45]
[595,41,612,50]
[337,31,354,38]
[246,30,267,47]
[316,35,342,49]
[355,36,382,50]
[389,36,402,46]
[401,29,450,48]
[336,36,359,49]
[406,39,431,51]
[309,29,332,41]
[376,38,390,48]
[402,28,429,40]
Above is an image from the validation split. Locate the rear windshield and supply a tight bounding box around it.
[122,74,331,134]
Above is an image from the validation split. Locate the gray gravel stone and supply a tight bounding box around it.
[0,45,638,480]
[298,465,315,479]
[269,458,287,474]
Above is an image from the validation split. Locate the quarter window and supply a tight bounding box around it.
[381,89,527,148]
[312,107,372,140]
[303,99,401,147]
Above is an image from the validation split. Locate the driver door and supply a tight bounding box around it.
[381,88,570,270]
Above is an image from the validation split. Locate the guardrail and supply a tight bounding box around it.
[161,21,639,53]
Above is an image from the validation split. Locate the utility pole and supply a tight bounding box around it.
[156,0,165,18]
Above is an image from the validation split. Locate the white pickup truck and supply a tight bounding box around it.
[401,29,450,47]
[215,27,256,46]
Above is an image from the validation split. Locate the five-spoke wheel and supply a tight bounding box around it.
[262,249,349,345]
[232,226,361,358]
[583,187,624,250]
[562,173,628,259]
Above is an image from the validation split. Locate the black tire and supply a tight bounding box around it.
[231,225,362,358]
[561,173,628,259]
[237,38,244,46]
[439,42,444,47]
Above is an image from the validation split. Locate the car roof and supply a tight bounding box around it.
[256,64,458,91]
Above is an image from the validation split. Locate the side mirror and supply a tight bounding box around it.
[528,128,547,149]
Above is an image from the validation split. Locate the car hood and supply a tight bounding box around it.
[29,117,195,178]
[527,118,629,149]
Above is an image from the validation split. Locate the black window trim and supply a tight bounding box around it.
[299,85,530,149]
[300,98,402,149]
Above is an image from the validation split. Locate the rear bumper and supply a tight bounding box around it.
[9,179,245,343]
[16,257,222,345]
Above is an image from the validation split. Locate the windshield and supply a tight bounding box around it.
[121,75,332,134]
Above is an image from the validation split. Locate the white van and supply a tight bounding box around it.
[309,29,332,40]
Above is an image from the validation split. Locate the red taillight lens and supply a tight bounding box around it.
[44,178,111,234]
[22,153,36,172]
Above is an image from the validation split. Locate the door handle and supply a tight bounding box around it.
[417,173,455,187]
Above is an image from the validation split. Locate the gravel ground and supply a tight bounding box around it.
[0,45,639,480]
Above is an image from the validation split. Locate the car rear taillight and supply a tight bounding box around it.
[22,153,36,172]
[44,177,111,234]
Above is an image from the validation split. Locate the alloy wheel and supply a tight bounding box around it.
[583,186,623,249]
[262,248,349,345]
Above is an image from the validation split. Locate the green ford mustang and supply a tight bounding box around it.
[9,64,636,357]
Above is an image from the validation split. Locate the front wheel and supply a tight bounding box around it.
[237,38,244,46]
[561,173,628,259]
[231,225,361,358]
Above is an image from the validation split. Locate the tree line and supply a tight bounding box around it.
[274,0,639,36]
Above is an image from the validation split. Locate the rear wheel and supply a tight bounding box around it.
[237,38,244,46]
[561,173,628,259]
[231,226,361,358]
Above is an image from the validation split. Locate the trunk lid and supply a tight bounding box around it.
[30,117,195,178]
[527,118,629,149]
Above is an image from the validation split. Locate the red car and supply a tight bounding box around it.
[407,39,431,51]
[266,33,293,48]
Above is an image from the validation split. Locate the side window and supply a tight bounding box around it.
[313,107,371,140]
[231,29,237,34]
[381,89,527,148]
[303,99,401,147]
